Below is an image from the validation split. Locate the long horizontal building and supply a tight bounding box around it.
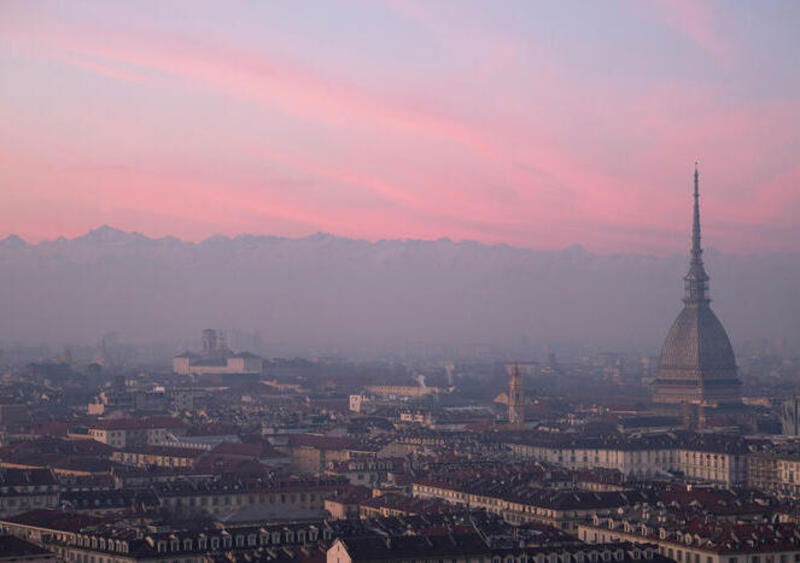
[412,475,651,532]
[0,509,333,563]
[152,476,344,519]
[329,534,670,563]
[505,431,752,485]
[577,509,800,563]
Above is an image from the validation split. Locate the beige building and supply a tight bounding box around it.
[327,535,665,563]
[412,479,646,532]
[88,417,186,449]
[172,353,262,376]
[1,511,332,563]
[173,330,262,376]
[0,469,59,518]
[364,385,443,399]
[507,433,749,485]
[154,477,341,519]
[578,512,800,563]
[110,445,202,468]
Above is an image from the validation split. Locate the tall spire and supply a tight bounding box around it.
[684,163,710,305]
[692,162,702,262]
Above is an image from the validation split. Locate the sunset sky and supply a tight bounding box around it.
[1,1,798,253]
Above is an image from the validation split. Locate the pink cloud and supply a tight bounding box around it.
[644,0,733,62]
[0,7,796,254]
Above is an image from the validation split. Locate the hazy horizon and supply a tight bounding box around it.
[1,226,797,358]
[4,224,799,259]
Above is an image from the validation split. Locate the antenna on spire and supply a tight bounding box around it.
[684,162,710,305]
[692,162,701,261]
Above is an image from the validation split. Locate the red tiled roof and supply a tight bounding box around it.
[89,417,185,431]
[0,509,110,532]
[289,434,358,450]
[208,441,286,459]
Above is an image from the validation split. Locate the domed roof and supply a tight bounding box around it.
[654,166,741,405]
[659,304,736,372]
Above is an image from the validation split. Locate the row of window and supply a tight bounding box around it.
[168,491,318,508]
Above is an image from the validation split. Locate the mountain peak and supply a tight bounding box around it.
[0,234,28,249]
[77,225,140,244]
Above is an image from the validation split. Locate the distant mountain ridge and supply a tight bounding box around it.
[0,226,797,357]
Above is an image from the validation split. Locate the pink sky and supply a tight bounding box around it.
[0,1,798,253]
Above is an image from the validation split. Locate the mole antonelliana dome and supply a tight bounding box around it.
[653,166,741,406]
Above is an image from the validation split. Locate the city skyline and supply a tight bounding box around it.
[2,1,799,253]
[2,3,800,558]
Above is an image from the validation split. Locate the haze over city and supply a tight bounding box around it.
[2,5,800,563]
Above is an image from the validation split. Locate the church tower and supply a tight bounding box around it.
[653,166,742,405]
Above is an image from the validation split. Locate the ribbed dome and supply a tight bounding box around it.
[658,304,736,372]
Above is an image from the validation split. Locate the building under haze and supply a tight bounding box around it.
[653,167,742,406]
[173,329,262,376]
[507,364,525,428]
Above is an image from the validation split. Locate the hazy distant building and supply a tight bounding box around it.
[507,364,525,428]
[782,395,800,436]
[653,167,742,405]
[363,384,443,399]
[173,329,262,376]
